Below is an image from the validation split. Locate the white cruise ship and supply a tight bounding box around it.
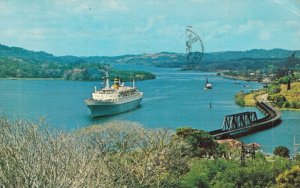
[85,77,143,117]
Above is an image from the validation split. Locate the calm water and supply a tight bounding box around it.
[0,65,299,153]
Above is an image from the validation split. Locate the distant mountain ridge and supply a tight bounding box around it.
[203,48,300,61]
[0,43,299,67]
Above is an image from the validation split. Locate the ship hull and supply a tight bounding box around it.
[85,97,142,117]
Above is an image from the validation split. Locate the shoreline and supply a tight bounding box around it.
[0,77,63,81]
[0,77,156,82]
[234,81,300,112]
[279,107,300,112]
[220,73,258,82]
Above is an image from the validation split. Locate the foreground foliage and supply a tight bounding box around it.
[180,156,293,188]
[0,119,190,187]
[276,165,300,187]
[0,118,299,187]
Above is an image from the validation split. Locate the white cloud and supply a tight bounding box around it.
[189,0,205,3]
[145,15,165,30]
[103,0,128,11]
[53,0,128,14]
[235,20,279,42]
[286,20,299,27]
[191,22,233,42]
[0,1,15,16]
[236,20,265,34]
[258,30,271,41]
[27,28,45,39]
[134,15,165,33]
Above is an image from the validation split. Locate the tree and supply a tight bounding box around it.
[175,127,219,157]
[81,122,193,187]
[273,146,290,158]
[284,52,299,77]
[267,83,281,95]
[0,118,191,187]
[278,76,292,84]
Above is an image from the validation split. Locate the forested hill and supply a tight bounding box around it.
[1,43,299,65]
[0,44,56,62]
[0,44,156,81]
[204,49,300,62]
[0,44,185,66]
[0,44,299,73]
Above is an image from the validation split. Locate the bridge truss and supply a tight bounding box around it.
[222,112,257,131]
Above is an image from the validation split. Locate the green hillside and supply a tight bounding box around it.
[1,43,300,81]
[0,44,155,81]
[1,43,299,68]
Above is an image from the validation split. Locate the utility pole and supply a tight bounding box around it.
[241,142,256,166]
[241,142,246,166]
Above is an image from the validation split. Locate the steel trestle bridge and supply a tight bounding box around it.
[209,102,282,139]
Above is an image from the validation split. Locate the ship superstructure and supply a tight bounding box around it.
[204,78,212,89]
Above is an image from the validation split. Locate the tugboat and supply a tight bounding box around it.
[204,78,212,89]
[85,75,143,117]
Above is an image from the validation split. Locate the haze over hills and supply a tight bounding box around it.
[0,43,299,70]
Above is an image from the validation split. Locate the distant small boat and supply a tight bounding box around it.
[204,78,212,89]
[234,82,241,84]
[243,85,249,88]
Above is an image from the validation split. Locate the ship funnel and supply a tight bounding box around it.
[104,71,110,89]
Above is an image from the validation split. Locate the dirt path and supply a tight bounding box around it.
[258,93,268,102]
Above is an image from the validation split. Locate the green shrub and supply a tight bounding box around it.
[180,159,230,188]
[268,83,281,95]
[235,91,246,106]
[180,157,292,188]
[274,146,290,158]
[282,101,290,108]
[267,94,286,103]
[290,101,300,109]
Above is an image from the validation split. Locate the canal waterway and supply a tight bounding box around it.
[0,64,299,153]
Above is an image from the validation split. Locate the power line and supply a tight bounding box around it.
[293,136,300,160]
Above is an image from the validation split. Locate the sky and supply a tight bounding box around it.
[0,0,300,56]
